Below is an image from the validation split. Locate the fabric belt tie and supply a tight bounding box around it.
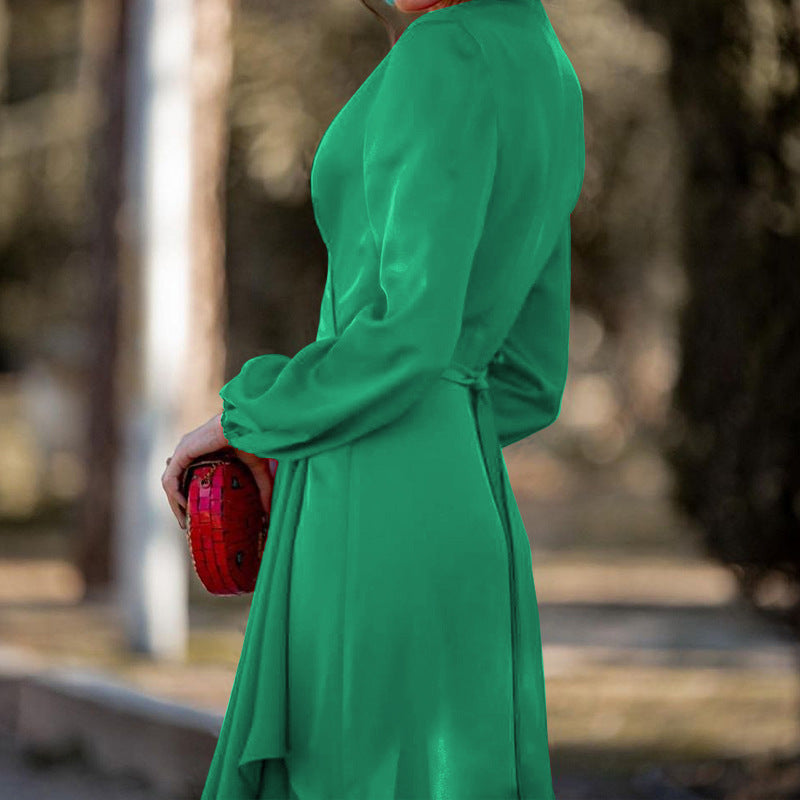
[438,364,512,540]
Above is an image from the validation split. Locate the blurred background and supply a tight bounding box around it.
[1,0,799,798]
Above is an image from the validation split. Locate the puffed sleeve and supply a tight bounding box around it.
[219,19,498,461]
[487,217,572,449]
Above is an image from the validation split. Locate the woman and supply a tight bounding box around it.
[163,0,585,797]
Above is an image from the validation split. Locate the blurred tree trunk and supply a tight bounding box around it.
[185,0,234,432]
[75,0,128,596]
[74,0,234,602]
[113,0,235,656]
[117,0,195,657]
[0,2,7,98]
[625,0,800,627]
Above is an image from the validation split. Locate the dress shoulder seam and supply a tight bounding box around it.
[394,17,500,154]
[451,18,501,148]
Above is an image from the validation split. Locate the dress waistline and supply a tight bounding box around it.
[438,363,490,392]
[437,361,504,510]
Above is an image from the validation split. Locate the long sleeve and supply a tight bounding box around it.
[488,217,572,449]
[219,19,498,461]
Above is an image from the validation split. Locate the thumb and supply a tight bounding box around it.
[235,451,274,515]
[251,468,274,516]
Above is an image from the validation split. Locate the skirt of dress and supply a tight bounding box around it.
[200,377,556,800]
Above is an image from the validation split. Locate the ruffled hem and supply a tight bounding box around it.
[201,458,309,800]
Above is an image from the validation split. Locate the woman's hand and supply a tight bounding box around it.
[161,413,275,529]
[162,413,228,529]
[230,450,276,521]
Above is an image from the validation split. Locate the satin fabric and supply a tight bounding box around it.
[201,0,585,797]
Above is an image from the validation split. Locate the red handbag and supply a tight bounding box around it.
[181,448,278,595]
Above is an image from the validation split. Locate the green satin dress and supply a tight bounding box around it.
[201,0,585,797]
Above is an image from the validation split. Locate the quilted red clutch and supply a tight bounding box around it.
[181,448,278,595]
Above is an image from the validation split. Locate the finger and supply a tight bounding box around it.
[246,463,273,514]
[161,467,187,529]
[162,457,189,506]
[162,462,187,495]
[165,480,187,524]
[162,481,184,527]
[162,472,187,512]
[253,472,273,515]
[235,454,273,510]
[168,495,187,529]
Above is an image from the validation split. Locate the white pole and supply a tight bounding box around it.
[116,0,193,658]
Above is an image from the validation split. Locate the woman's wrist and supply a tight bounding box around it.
[216,412,228,445]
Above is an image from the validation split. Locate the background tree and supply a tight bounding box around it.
[622,0,800,631]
